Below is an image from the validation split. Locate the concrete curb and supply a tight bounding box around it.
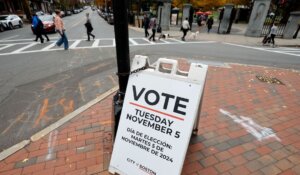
[0,86,118,161]
[0,140,30,161]
[31,86,118,141]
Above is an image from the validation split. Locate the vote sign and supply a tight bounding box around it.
[109,58,207,175]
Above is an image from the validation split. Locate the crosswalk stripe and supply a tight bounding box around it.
[169,38,185,43]
[142,38,154,44]
[92,39,100,47]
[159,39,170,44]
[0,37,59,42]
[11,43,38,53]
[0,44,15,51]
[41,42,56,51]
[69,40,81,48]
[129,38,138,45]
[0,38,219,56]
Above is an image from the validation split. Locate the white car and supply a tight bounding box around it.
[0,15,23,29]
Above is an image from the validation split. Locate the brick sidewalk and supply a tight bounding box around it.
[0,62,299,175]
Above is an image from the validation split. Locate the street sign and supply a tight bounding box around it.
[109,56,208,175]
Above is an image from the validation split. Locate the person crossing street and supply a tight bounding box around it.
[54,10,69,50]
[85,13,95,41]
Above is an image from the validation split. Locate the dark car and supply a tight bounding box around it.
[107,14,114,25]
[72,9,80,14]
[31,15,55,34]
[0,22,4,32]
[103,12,109,21]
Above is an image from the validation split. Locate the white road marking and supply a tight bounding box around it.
[169,38,185,43]
[142,38,154,44]
[92,39,100,47]
[0,38,216,56]
[129,38,138,45]
[264,47,299,51]
[0,44,15,51]
[41,43,56,51]
[11,43,38,53]
[224,42,300,57]
[1,35,19,40]
[280,50,300,53]
[69,40,81,48]
[220,109,281,142]
[0,37,59,42]
[112,39,115,46]
[159,39,170,44]
[0,42,38,45]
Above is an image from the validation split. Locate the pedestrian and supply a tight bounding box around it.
[85,13,95,41]
[41,25,50,42]
[32,14,45,43]
[39,15,50,42]
[148,15,157,41]
[54,10,68,50]
[181,17,190,41]
[143,14,150,37]
[206,16,214,33]
[270,23,278,47]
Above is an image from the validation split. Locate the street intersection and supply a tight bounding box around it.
[0,8,299,159]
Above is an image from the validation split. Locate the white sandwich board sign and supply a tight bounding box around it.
[109,56,208,175]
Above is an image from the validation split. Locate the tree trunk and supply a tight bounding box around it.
[22,0,32,22]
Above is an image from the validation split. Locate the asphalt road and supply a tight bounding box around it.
[0,8,299,151]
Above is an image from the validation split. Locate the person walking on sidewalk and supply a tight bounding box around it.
[181,18,190,41]
[206,16,214,33]
[148,15,157,41]
[270,23,278,47]
[143,14,150,37]
[54,10,69,50]
[85,13,95,41]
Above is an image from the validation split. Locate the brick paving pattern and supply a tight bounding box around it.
[0,62,299,175]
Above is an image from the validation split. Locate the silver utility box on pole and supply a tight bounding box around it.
[109,55,208,175]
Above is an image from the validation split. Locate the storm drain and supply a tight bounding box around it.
[256,75,285,85]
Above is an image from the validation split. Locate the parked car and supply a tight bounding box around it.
[72,9,80,14]
[103,12,109,21]
[31,15,55,34]
[35,11,44,16]
[0,22,5,32]
[0,15,23,29]
[107,14,114,25]
[65,10,72,16]
[60,11,65,17]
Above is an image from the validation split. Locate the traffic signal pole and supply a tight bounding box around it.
[112,0,130,138]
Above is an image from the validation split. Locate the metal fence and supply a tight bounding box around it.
[261,16,286,37]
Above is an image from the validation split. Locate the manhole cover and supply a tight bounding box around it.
[256,75,284,85]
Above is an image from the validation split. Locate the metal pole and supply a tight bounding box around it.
[112,0,130,138]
